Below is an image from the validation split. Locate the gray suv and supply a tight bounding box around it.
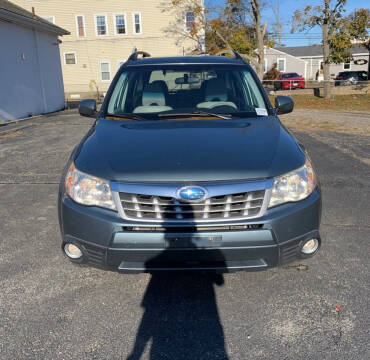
[58,50,322,272]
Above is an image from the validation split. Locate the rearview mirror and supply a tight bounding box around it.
[175,76,200,85]
[275,96,294,115]
[79,99,97,118]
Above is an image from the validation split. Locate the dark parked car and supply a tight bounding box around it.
[58,50,322,273]
[334,71,368,86]
[274,72,305,90]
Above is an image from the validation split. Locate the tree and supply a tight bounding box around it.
[160,0,207,54]
[161,0,273,78]
[292,0,347,98]
[270,0,283,47]
[250,0,268,79]
[223,0,269,78]
[328,8,370,63]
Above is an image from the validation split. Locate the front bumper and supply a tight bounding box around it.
[58,189,321,272]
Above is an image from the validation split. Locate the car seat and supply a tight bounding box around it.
[133,83,172,113]
[196,78,237,110]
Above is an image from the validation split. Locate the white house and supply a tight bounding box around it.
[273,45,369,80]
[0,0,69,122]
[263,47,307,78]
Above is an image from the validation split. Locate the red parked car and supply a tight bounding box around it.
[274,73,305,90]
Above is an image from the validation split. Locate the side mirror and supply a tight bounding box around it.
[79,99,97,118]
[275,95,294,115]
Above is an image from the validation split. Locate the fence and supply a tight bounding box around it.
[261,79,370,96]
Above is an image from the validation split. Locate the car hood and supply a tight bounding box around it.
[75,117,305,182]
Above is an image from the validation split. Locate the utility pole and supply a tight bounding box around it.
[322,0,331,98]
[271,0,282,47]
[276,0,281,47]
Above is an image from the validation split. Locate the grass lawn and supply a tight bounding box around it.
[269,94,370,111]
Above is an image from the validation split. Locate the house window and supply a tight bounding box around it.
[277,58,286,72]
[75,15,85,37]
[133,13,142,34]
[42,16,55,24]
[343,62,351,70]
[263,58,268,73]
[100,61,111,81]
[64,52,76,65]
[118,60,126,68]
[185,11,195,32]
[114,14,126,35]
[95,15,107,36]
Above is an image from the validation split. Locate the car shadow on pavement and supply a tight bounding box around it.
[126,270,228,360]
[126,210,229,359]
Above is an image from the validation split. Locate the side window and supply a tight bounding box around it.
[95,15,108,36]
[100,61,111,81]
[108,72,128,114]
[343,62,351,70]
[133,13,142,34]
[64,52,76,65]
[263,58,267,73]
[75,15,86,37]
[242,71,266,109]
[114,14,127,35]
[277,59,285,72]
[185,11,195,32]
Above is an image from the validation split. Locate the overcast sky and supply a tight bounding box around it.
[205,0,366,47]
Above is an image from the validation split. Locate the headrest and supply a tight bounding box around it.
[151,80,169,96]
[205,78,227,102]
[142,83,166,106]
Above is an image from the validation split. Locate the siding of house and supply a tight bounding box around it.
[264,47,307,78]
[268,46,369,80]
[302,53,368,80]
[12,0,201,97]
[0,19,65,121]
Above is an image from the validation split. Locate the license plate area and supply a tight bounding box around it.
[165,235,222,248]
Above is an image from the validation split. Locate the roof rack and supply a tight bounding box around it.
[215,49,244,61]
[128,47,151,61]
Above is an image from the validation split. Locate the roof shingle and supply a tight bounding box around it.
[276,44,368,57]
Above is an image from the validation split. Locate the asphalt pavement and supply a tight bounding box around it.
[0,109,369,360]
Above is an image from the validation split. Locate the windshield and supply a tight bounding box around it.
[106,65,268,119]
[282,73,299,78]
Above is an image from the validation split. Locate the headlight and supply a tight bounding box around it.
[268,157,316,208]
[65,163,116,210]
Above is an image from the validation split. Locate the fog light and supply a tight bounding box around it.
[301,239,319,254]
[64,243,83,259]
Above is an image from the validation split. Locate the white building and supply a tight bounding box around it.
[273,45,369,80]
[0,0,69,121]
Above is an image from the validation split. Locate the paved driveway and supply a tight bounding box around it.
[0,109,369,359]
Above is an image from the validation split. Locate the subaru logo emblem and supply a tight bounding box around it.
[177,186,207,202]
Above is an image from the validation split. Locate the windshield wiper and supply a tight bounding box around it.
[106,113,147,121]
[158,111,232,120]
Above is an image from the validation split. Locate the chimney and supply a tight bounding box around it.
[32,7,35,16]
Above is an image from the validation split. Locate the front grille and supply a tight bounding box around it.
[118,190,266,222]
[123,224,263,232]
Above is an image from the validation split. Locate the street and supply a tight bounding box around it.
[0,109,369,359]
